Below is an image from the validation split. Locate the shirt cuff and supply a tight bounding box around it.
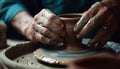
[5,3,26,23]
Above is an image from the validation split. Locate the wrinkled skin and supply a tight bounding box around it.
[26,9,66,45]
[68,54,120,69]
[12,0,120,47]
[12,9,66,45]
[74,0,120,48]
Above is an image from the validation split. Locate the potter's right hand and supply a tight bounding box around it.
[31,9,66,45]
[74,1,119,48]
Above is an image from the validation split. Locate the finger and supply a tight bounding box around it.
[88,14,118,48]
[87,26,106,47]
[33,24,63,42]
[87,10,110,47]
[87,13,108,47]
[34,10,56,25]
[77,6,108,39]
[34,9,56,22]
[34,9,66,37]
[87,7,114,47]
[33,32,57,45]
[74,2,104,33]
[45,16,66,37]
[95,17,118,48]
[35,16,66,38]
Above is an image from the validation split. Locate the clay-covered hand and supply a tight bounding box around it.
[74,1,119,48]
[11,9,65,46]
[68,54,120,69]
[30,9,66,45]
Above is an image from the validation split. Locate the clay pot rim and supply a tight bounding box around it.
[59,13,82,20]
[0,44,40,69]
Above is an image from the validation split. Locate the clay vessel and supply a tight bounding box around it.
[33,13,99,66]
[59,13,85,52]
[0,13,114,69]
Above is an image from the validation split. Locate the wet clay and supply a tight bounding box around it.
[13,53,43,67]
[1,42,63,69]
[33,13,100,66]
[5,43,40,67]
[60,13,85,52]
[34,48,99,65]
[0,40,116,69]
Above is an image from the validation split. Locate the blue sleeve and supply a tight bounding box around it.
[0,0,27,23]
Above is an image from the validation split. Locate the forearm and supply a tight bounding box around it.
[11,11,33,36]
[0,0,27,23]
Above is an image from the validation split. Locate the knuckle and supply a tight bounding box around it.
[34,14,38,18]
[34,15,39,21]
[96,2,100,5]
[47,21,53,26]
[34,18,39,22]
[33,24,38,31]
[35,33,44,41]
[40,36,47,43]
[94,2,101,7]
[50,15,57,20]
[35,25,42,32]
[43,28,49,35]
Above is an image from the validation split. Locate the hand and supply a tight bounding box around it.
[74,1,119,48]
[12,9,66,45]
[68,54,120,69]
[30,9,66,45]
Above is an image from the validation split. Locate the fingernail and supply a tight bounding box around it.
[73,24,77,32]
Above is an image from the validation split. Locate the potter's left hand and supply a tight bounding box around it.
[74,1,120,48]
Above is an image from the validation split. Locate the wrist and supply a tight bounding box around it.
[11,11,33,37]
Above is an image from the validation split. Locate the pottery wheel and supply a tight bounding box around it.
[33,47,100,66]
[33,12,105,66]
